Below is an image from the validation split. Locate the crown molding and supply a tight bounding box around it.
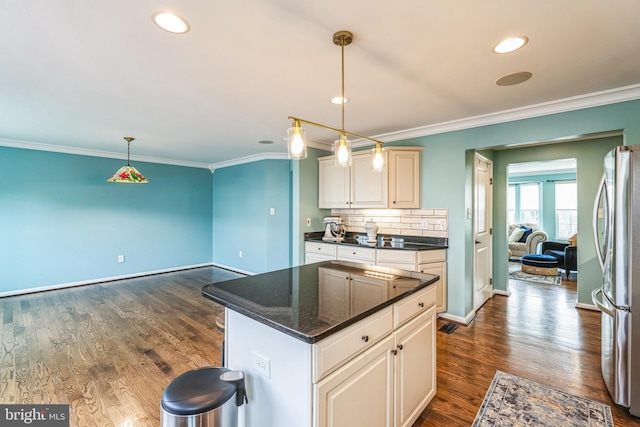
[208,152,290,173]
[0,138,211,169]
[371,83,640,143]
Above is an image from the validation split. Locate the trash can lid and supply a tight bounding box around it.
[161,367,236,415]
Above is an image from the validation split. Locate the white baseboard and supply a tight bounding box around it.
[575,302,599,311]
[0,262,217,298]
[493,289,511,297]
[438,311,476,325]
[210,262,255,276]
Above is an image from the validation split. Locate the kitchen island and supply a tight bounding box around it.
[202,261,438,427]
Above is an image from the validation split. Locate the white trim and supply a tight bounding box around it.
[210,262,256,276]
[438,311,476,326]
[493,289,511,297]
[0,262,216,298]
[0,138,212,169]
[369,84,640,143]
[208,153,290,173]
[575,301,599,311]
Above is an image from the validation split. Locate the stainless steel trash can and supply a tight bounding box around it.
[161,367,246,427]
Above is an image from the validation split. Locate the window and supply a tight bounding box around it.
[508,182,540,224]
[556,181,577,239]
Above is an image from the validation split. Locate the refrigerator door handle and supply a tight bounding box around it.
[593,172,607,272]
[592,288,614,317]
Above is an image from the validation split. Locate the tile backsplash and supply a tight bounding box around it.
[331,208,448,238]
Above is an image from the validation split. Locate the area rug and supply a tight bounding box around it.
[472,371,614,427]
[509,261,561,286]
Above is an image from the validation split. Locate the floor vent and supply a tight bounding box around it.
[439,323,459,334]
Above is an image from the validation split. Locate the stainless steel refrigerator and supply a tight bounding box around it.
[592,144,640,417]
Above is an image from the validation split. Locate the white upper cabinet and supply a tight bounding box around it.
[319,147,422,209]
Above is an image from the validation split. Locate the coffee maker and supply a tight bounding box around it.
[322,216,346,242]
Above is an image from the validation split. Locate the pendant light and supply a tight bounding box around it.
[287,30,384,169]
[107,137,149,183]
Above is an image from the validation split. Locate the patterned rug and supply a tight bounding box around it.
[509,261,561,286]
[473,371,614,426]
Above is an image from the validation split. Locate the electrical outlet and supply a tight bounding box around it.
[270,207,275,215]
[239,250,243,258]
[253,352,271,378]
[118,255,125,263]
[306,218,311,227]
[421,219,428,229]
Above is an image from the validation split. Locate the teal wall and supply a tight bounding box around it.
[212,159,291,273]
[389,99,640,319]
[508,171,577,241]
[292,147,331,266]
[0,146,213,294]
[493,137,621,305]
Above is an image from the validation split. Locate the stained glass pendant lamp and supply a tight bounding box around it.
[107,137,149,183]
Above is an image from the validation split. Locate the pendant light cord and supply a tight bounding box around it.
[341,34,345,133]
[127,141,131,166]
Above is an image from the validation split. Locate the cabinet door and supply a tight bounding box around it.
[319,157,351,208]
[350,275,389,315]
[389,150,421,209]
[307,253,336,264]
[315,335,394,427]
[419,262,447,313]
[394,308,436,427]
[318,267,351,324]
[351,151,388,208]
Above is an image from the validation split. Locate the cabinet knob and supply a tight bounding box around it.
[397,344,403,350]
[391,349,398,355]
[361,335,369,343]
[393,201,396,204]
[418,302,425,308]
[352,251,356,255]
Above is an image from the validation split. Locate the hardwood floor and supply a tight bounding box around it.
[415,276,640,427]
[1,267,639,426]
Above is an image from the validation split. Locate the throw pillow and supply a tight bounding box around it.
[568,233,577,246]
[519,226,533,243]
[508,228,525,242]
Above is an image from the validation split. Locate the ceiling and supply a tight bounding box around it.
[2,1,640,168]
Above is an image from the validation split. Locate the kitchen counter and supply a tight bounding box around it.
[201,261,439,427]
[304,232,448,251]
[201,260,438,343]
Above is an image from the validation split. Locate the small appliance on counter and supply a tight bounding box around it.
[322,216,346,241]
[364,219,379,243]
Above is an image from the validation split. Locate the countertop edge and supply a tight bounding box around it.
[202,274,439,344]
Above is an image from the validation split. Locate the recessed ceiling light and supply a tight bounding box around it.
[152,12,191,34]
[493,36,528,54]
[330,96,349,105]
[496,71,532,86]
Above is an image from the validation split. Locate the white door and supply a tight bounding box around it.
[473,154,493,310]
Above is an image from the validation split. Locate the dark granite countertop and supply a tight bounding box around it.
[202,261,438,344]
[305,232,448,251]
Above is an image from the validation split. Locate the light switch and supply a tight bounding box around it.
[270,208,275,215]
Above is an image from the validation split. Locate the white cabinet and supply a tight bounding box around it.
[376,249,447,313]
[305,242,338,264]
[318,158,351,208]
[336,245,376,263]
[318,148,421,209]
[314,286,436,427]
[388,149,421,209]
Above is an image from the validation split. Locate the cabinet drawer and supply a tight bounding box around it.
[376,249,416,265]
[305,242,338,257]
[337,246,376,262]
[417,249,446,264]
[394,285,436,328]
[313,306,393,382]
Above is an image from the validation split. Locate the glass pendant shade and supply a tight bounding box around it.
[107,137,149,183]
[372,142,384,172]
[287,122,307,159]
[334,134,351,167]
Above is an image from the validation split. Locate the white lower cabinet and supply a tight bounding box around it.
[314,287,436,427]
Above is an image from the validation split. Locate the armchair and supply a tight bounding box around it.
[508,223,548,258]
[541,241,577,278]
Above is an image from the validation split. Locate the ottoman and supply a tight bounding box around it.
[521,254,558,276]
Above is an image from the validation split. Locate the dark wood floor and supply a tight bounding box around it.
[1,267,639,426]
